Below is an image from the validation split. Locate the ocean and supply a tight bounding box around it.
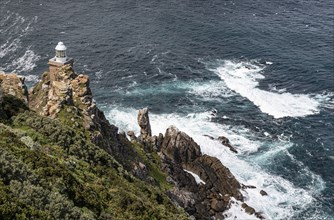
[1,0,333,219]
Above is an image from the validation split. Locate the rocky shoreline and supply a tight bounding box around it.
[0,66,267,219]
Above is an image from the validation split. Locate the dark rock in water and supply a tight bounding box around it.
[242,203,256,215]
[255,211,266,219]
[161,126,201,164]
[218,135,238,153]
[203,134,215,140]
[137,107,152,140]
[242,184,257,189]
[210,109,218,116]
[260,189,268,196]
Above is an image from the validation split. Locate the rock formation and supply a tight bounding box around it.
[1,67,266,219]
[137,107,152,140]
[0,72,28,103]
[28,66,145,171]
[134,108,262,219]
[160,126,243,219]
[0,72,188,219]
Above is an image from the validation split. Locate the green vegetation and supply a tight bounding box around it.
[0,96,187,219]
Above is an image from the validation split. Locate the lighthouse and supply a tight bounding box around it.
[48,42,74,81]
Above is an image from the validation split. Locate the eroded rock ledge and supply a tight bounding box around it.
[133,108,264,219]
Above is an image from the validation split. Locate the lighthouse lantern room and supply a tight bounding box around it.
[55,42,67,63]
[48,42,74,81]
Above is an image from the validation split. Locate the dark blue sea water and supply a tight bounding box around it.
[1,0,333,219]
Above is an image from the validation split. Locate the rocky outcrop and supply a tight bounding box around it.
[161,126,201,165]
[137,107,152,140]
[0,72,28,103]
[28,66,141,171]
[134,109,261,219]
[160,127,243,219]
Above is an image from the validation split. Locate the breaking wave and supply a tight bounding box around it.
[211,60,322,118]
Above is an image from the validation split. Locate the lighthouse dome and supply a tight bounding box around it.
[54,42,68,63]
[55,42,67,51]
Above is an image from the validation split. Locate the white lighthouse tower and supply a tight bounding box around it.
[48,42,74,81]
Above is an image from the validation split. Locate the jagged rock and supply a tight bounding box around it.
[0,73,28,103]
[187,155,242,201]
[156,133,164,150]
[28,65,143,172]
[260,190,268,196]
[218,136,238,153]
[137,107,152,140]
[161,126,201,165]
[127,131,137,141]
[158,124,246,218]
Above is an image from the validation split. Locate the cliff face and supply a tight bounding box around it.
[0,72,28,103]
[134,111,261,219]
[28,65,142,170]
[0,68,264,219]
[0,71,188,219]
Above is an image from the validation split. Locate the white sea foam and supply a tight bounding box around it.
[224,198,258,220]
[212,60,321,118]
[188,80,236,99]
[24,74,39,83]
[104,106,324,219]
[0,38,21,58]
[95,70,103,80]
[7,49,40,73]
[0,11,38,63]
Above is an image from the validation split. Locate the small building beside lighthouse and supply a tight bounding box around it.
[48,42,74,81]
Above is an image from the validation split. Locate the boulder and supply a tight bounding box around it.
[260,190,268,196]
[242,203,256,215]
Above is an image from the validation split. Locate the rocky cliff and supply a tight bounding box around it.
[133,109,265,219]
[0,68,265,219]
